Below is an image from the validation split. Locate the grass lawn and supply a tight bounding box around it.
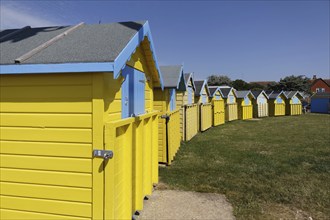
[159,114,330,219]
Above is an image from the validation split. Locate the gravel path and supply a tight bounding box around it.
[137,190,235,220]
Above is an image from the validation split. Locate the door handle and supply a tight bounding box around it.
[93,150,114,160]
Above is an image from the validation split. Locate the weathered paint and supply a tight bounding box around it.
[0,41,159,219]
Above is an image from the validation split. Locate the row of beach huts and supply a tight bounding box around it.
[0,21,304,220]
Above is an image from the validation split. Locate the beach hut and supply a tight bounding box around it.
[0,21,163,220]
[236,90,255,120]
[209,86,225,126]
[219,86,238,121]
[252,90,269,118]
[181,73,198,141]
[194,80,212,131]
[311,92,330,114]
[154,65,183,165]
[283,91,303,115]
[268,91,286,116]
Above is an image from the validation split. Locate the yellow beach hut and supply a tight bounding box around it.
[181,73,198,141]
[236,90,255,120]
[251,90,269,118]
[208,86,225,126]
[194,80,212,131]
[219,86,238,121]
[283,91,303,115]
[268,91,286,116]
[153,65,183,165]
[0,21,163,220]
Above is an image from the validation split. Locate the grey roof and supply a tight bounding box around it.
[194,80,205,96]
[208,86,223,97]
[265,90,274,96]
[159,65,183,88]
[252,90,269,99]
[235,90,255,99]
[219,87,232,98]
[269,91,284,99]
[0,21,146,64]
[283,91,302,99]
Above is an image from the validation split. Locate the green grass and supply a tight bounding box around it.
[159,114,330,219]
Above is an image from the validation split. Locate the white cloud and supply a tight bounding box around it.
[0,4,60,29]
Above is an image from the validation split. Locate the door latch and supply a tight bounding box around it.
[93,150,113,160]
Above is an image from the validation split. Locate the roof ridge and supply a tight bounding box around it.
[14,22,84,63]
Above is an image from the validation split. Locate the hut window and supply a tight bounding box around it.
[229,95,234,104]
[244,96,250,105]
[216,95,220,100]
[258,96,265,104]
[276,97,282,104]
[121,66,145,118]
[292,96,300,104]
[202,94,207,104]
[170,89,176,111]
[187,87,193,104]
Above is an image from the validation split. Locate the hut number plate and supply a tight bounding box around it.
[93,150,113,160]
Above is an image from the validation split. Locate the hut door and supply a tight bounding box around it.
[121,66,145,118]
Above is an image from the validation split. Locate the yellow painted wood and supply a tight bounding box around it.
[0,85,92,100]
[151,114,159,184]
[92,73,105,220]
[0,168,92,188]
[0,73,92,87]
[166,109,181,164]
[0,141,91,158]
[0,127,92,143]
[0,155,91,173]
[184,104,198,141]
[0,195,91,218]
[0,113,91,128]
[0,101,92,113]
[0,182,91,203]
[225,103,238,121]
[200,104,212,131]
[0,209,89,220]
[212,100,225,126]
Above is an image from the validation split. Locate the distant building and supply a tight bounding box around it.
[310,75,330,93]
[311,92,330,114]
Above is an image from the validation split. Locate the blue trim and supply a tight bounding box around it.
[113,21,164,89]
[0,62,114,74]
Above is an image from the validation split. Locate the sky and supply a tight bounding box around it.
[0,0,329,82]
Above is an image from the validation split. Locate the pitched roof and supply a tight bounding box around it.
[311,78,330,87]
[194,80,209,96]
[251,90,269,99]
[1,22,145,64]
[283,91,305,100]
[265,90,274,96]
[268,91,285,99]
[0,21,164,87]
[235,90,255,99]
[219,87,234,98]
[183,73,195,90]
[159,65,183,88]
[208,86,223,97]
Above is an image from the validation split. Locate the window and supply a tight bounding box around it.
[121,66,145,118]
[276,97,282,103]
[244,96,250,105]
[187,86,193,104]
[316,88,325,93]
[169,89,176,111]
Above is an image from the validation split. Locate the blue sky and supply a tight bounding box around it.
[1,0,329,81]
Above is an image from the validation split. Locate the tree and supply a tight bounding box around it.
[207,75,232,86]
[249,82,265,91]
[232,79,250,90]
[267,75,311,93]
